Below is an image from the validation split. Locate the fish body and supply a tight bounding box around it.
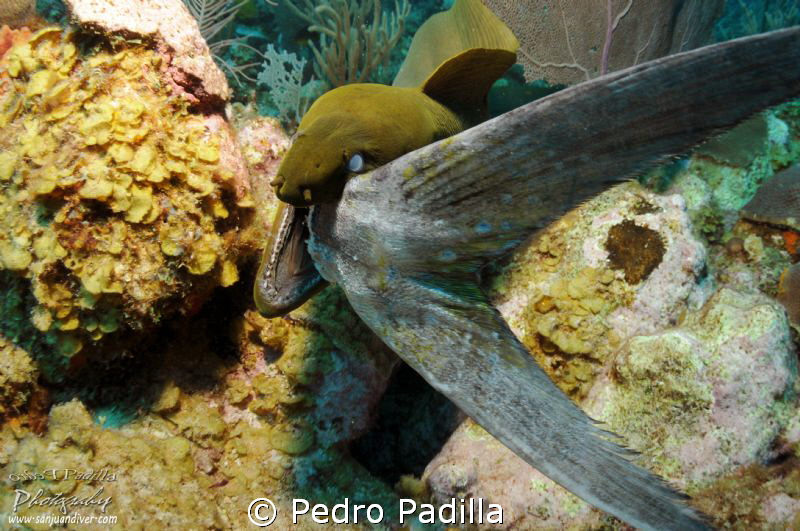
[254,84,467,316]
[304,27,800,530]
[255,0,800,527]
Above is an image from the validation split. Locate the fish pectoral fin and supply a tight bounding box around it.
[346,273,710,530]
[374,27,800,266]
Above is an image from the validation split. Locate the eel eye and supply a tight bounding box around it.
[347,153,365,173]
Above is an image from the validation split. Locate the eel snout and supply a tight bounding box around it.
[254,203,327,317]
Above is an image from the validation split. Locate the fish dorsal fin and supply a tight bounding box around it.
[420,48,517,118]
[393,0,518,116]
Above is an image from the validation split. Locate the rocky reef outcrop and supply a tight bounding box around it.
[0,2,798,530]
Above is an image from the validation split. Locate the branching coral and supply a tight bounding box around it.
[283,0,410,87]
[256,44,325,128]
[183,0,265,84]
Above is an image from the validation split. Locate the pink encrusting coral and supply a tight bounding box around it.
[431,181,798,528]
[425,420,605,529]
[232,108,292,234]
[587,288,796,488]
[64,0,229,108]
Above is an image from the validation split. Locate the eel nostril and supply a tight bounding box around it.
[270,175,285,187]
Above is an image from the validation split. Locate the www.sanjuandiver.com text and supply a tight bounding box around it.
[7,513,118,526]
[7,468,117,528]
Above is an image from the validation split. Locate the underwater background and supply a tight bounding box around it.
[0,0,799,528]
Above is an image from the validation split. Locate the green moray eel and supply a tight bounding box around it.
[256,3,800,530]
[255,0,516,316]
[270,84,465,206]
[271,0,517,207]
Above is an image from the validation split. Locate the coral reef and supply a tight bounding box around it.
[670,104,800,217]
[425,97,800,526]
[428,183,797,528]
[425,420,608,529]
[777,262,800,329]
[284,0,410,88]
[423,96,800,531]
[0,281,401,529]
[231,106,291,231]
[490,183,706,399]
[64,0,229,107]
[604,219,666,284]
[586,287,796,488]
[255,44,326,129]
[0,2,798,529]
[741,162,800,231]
[0,338,38,420]
[0,0,35,28]
[697,114,770,167]
[485,0,723,84]
[0,28,251,378]
[1,65,402,526]
[183,0,264,86]
[0,25,32,60]
[715,0,800,40]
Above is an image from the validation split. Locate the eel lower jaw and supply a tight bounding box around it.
[254,204,327,317]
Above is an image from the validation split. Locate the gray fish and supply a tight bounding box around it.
[258,27,800,530]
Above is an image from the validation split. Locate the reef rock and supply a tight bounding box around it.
[64,0,229,107]
[231,107,292,235]
[492,182,707,400]
[0,1,34,28]
[0,281,399,529]
[741,162,800,231]
[0,28,251,380]
[585,287,796,488]
[425,420,606,529]
[0,337,37,420]
[426,183,798,528]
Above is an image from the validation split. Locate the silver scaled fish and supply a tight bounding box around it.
[256,1,800,528]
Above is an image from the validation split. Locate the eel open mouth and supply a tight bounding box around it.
[254,204,327,317]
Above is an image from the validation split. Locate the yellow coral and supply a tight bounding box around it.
[0,152,17,180]
[186,234,220,275]
[0,28,247,360]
